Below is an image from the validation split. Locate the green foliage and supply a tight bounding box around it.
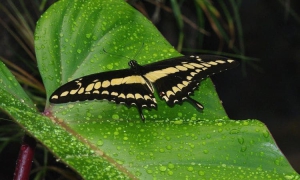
[0,0,299,179]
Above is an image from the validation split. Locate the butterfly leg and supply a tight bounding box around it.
[186,97,204,110]
[137,106,145,122]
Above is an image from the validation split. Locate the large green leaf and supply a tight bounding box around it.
[0,0,298,179]
[35,0,227,121]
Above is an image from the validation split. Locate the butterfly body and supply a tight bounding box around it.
[50,55,238,121]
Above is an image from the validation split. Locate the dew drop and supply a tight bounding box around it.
[187,166,194,172]
[86,112,92,117]
[106,64,113,70]
[203,149,209,154]
[146,169,153,174]
[135,171,142,177]
[238,137,244,144]
[256,166,262,171]
[112,114,119,120]
[168,163,175,169]
[173,120,183,124]
[169,48,175,53]
[243,121,249,126]
[262,130,269,138]
[274,157,283,165]
[166,145,172,150]
[97,140,104,146]
[159,166,167,172]
[229,129,240,134]
[86,33,92,38]
[240,145,247,152]
[198,170,205,176]
[284,175,296,180]
[165,136,171,141]
[159,148,165,153]
[168,170,173,175]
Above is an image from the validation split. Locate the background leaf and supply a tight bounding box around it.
[0,0,298,179]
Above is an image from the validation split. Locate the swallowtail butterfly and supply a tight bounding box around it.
[50,55,238,121]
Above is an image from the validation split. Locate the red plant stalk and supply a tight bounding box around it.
[13,134,36,180]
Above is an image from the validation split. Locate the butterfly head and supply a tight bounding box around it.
[128,60,143,74]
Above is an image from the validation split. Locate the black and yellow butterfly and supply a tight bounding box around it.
[50,55,238,121]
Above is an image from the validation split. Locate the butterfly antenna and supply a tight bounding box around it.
[186,97,204,110]
[103,42,145,61]
[132,42,145,60]
[102,48,131,61]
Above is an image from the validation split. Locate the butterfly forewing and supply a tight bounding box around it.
[143,55,238,105]
[50,69,157,108]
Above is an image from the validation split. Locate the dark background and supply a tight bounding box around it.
[0,0,299,179]
[157,0,300,174]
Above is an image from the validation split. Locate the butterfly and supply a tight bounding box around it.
[50,55,238,121]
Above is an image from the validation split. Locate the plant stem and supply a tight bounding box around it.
[13,134,36,180]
